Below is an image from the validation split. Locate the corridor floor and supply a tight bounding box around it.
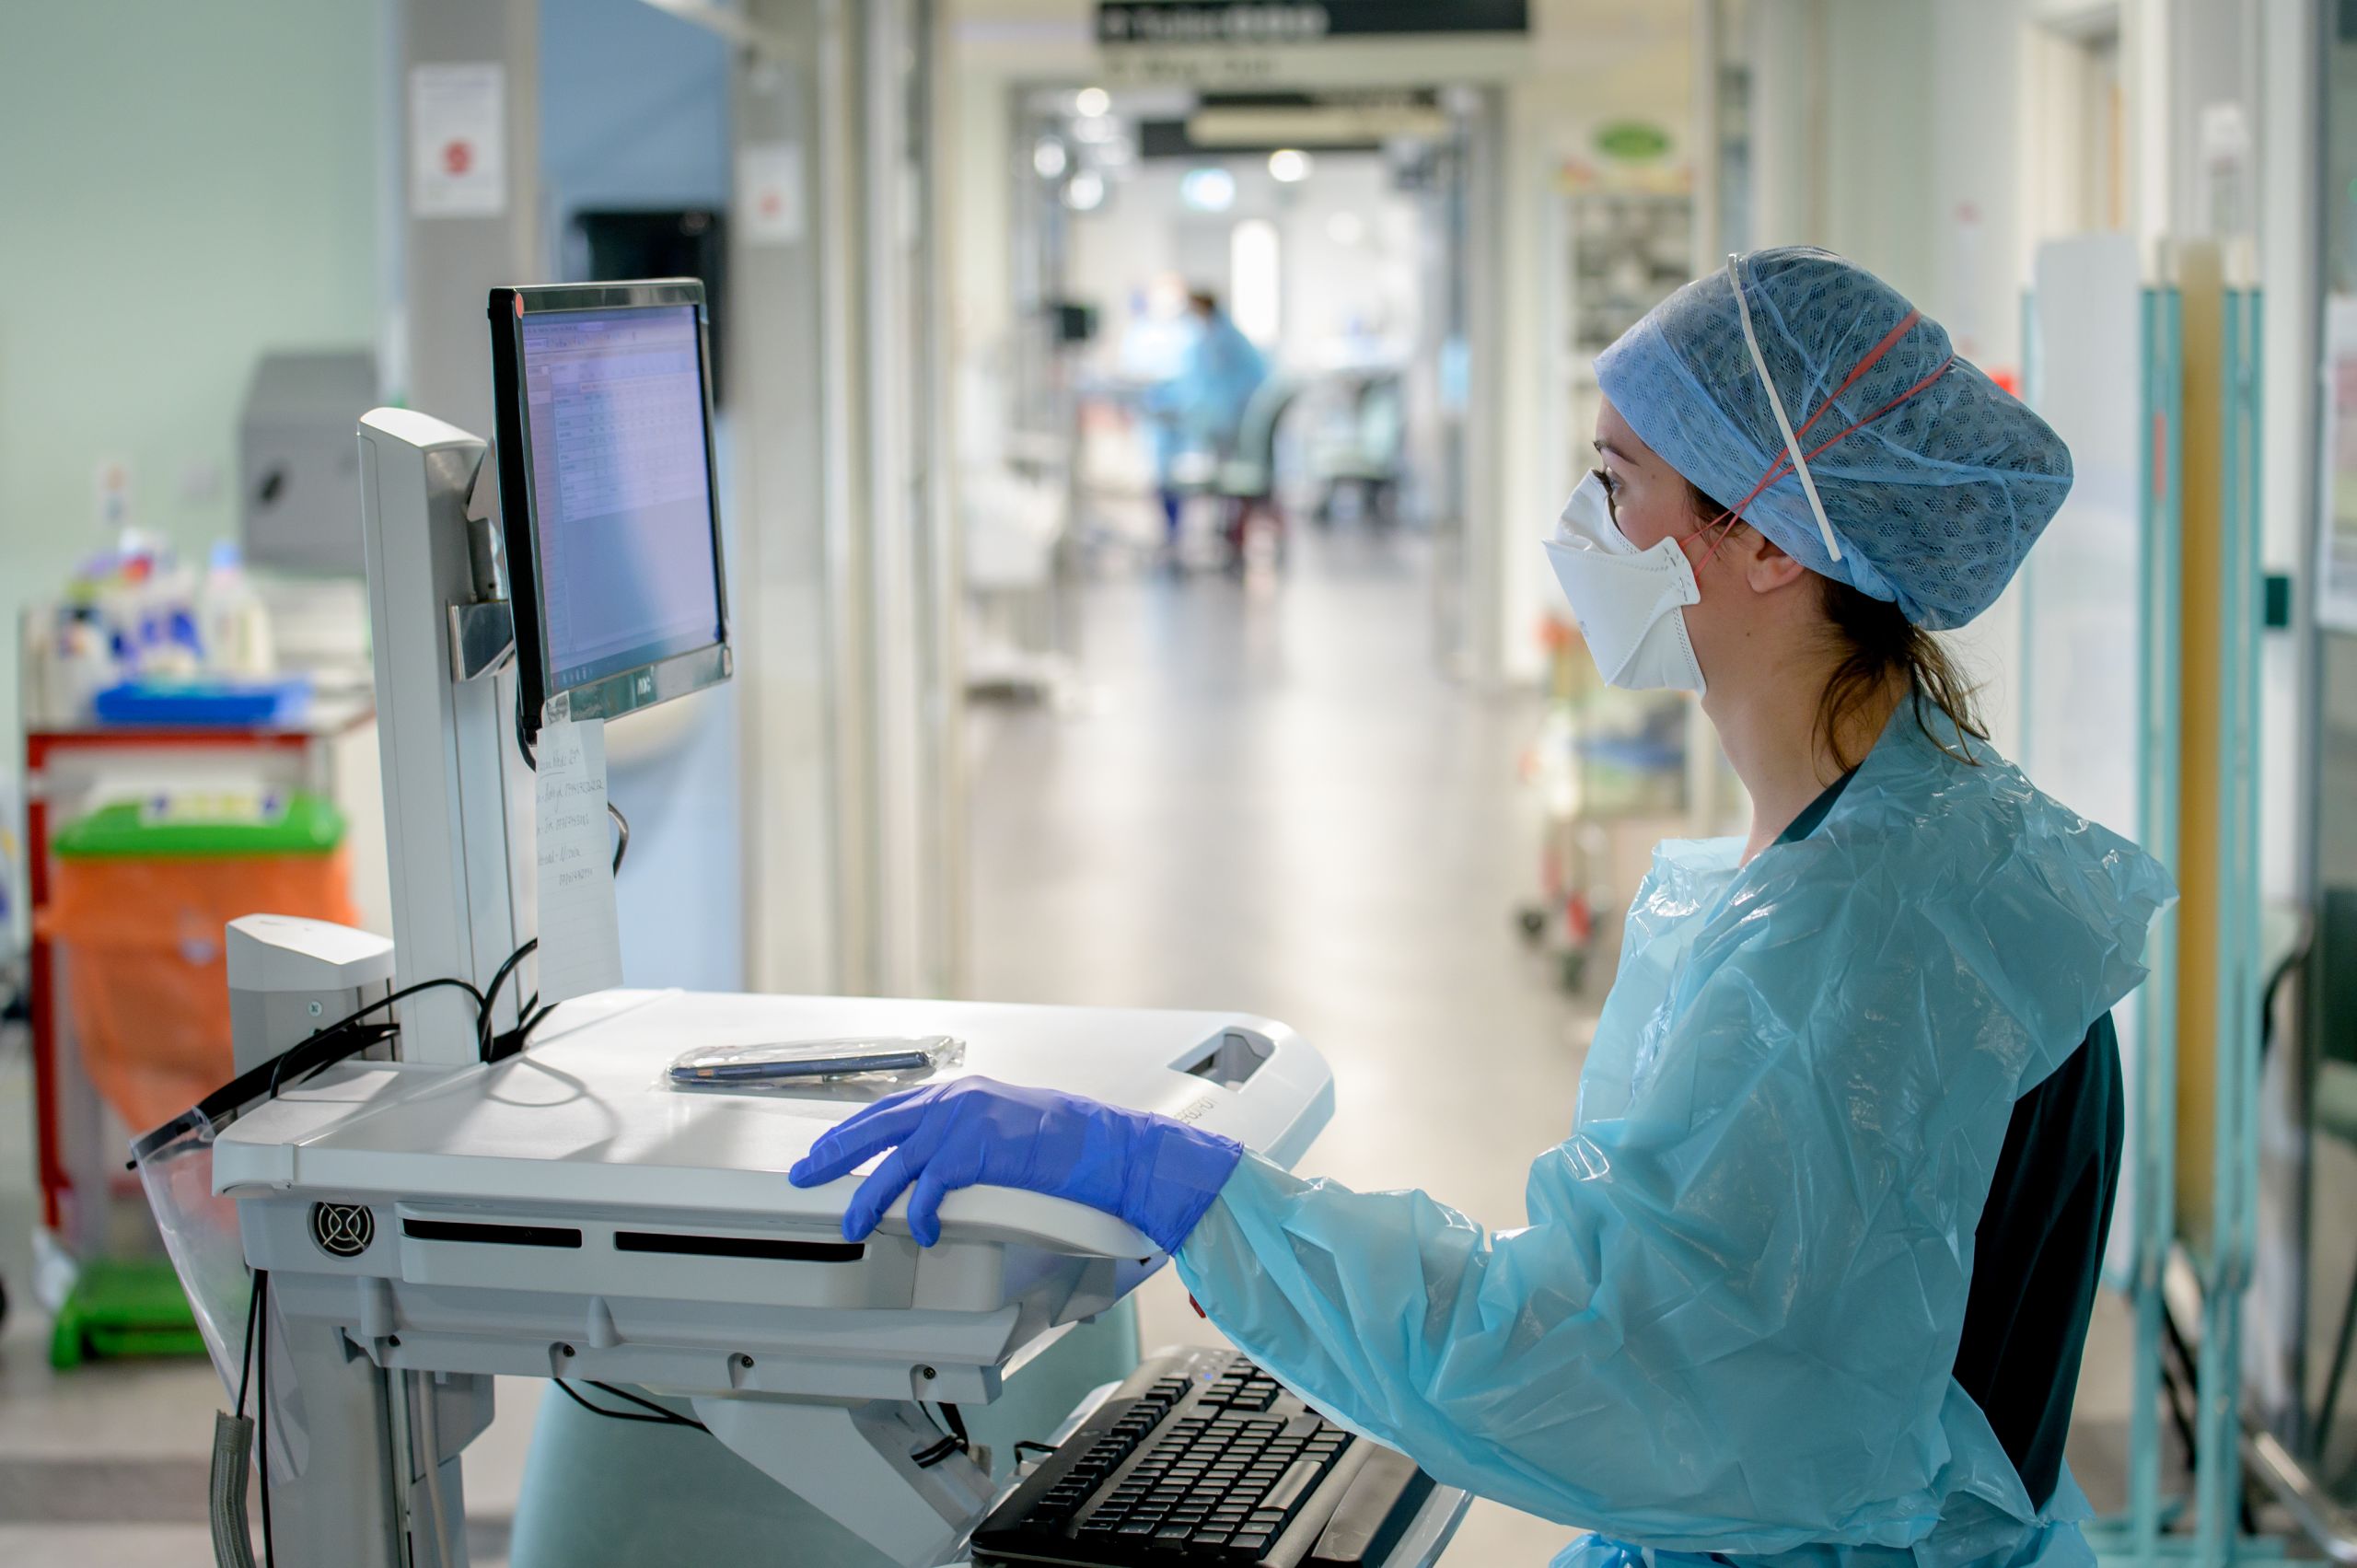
[965,524,1593,1562]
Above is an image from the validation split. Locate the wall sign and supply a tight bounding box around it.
[409,63,506,219]
[737,142,806,247]
[1594,121,1672,164]
[1143,89,1447,155]
[2321,296,2357,633]
[1097,2,1529,44]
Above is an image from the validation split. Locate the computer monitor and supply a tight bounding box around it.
[488,279,730,740]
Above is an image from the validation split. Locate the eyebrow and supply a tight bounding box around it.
[1593,438,1642,468]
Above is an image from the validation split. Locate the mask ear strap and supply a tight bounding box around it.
[1726,253,1843,564]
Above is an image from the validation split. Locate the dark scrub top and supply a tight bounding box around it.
[1780,772,2122,1508]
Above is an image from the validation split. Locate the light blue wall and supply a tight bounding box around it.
[540,0,745,995]
[0,0,383,756]
[540,0,731,219]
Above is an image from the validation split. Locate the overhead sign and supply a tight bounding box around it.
[1178,89,1449,149]
[1097,2,1529,42]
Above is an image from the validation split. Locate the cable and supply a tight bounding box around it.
[478,939,539,1059]
[485,999,557,1065]
[937,1402,970,1452]
[586,1380,709,1431]
[552,1380,672,1425]
[912,1402,972,1468]
[235,1267,261,1419]
[553,1379,710,1432]
[132,977,487,1172]
[1013,1440,1059,1463]
[515,684,539,771]
[265,972,484,1099]
[267,1020,397,1102]
[255,1270,275,1567]
[608,800,630,874]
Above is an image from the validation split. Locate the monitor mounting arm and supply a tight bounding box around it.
[357,408,528,1065]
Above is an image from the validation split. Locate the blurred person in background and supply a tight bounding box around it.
[1147,287,1267,558]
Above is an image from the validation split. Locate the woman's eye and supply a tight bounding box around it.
[1591,468,1620,511]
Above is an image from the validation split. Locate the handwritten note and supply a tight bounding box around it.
[534,717,623,1006]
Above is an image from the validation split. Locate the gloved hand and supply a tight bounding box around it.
[787,1075,1244,1251]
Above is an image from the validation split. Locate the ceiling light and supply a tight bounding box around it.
[1267,148,1313,183]
[1179,167,1237,213]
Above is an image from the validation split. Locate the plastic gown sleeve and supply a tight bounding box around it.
[1176,867,2162,1556]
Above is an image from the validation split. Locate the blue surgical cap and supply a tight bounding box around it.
[1595,247,2073,629]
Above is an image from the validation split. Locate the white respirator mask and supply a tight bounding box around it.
[1541,470,1708,695]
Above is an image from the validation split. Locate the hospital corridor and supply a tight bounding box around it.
[6,3,2357,1568]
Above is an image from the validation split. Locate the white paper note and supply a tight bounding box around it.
[737,142,806,245]
[410,63,507,218]
[534,717,623,1006]
[2321,296,2357,633]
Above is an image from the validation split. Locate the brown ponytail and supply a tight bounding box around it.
[1689,482,1986,772]
[1815,576,1987,771]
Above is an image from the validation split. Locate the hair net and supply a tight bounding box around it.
[1595,247,2073,630]
[1177,710,2173,1568]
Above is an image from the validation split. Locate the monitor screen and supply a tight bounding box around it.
[517,304,722,692]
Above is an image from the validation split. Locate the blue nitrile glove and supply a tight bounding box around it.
[786,1075,1243,1251]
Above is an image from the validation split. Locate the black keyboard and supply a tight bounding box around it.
[971,1345,1435,1567]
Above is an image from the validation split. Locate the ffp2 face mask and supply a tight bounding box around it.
[1540,470,1707,695]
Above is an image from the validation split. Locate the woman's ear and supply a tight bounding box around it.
[1743,532,1813,597]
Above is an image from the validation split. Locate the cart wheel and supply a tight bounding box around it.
[1515,908,1548,945]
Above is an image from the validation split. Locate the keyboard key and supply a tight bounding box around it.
[1265,1457,1325,1513]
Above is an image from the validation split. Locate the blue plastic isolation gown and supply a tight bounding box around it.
[1175,708,2174,1568]
[1153,310,1269,456]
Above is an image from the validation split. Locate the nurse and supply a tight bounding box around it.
[1147,288,1269,551]
[790,248,2173,1568]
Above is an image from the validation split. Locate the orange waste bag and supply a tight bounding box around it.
[40,795,361,1134]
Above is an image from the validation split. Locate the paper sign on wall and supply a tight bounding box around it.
[411,63,507,218]
[2321,296,2357,633]
[738,142,806,245]
[534,718,624,1007]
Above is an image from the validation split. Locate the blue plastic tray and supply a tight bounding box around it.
[92,679,313,727]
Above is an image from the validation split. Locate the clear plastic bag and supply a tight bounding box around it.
[131,1109,251,1400]
[667,1035,965,1093]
